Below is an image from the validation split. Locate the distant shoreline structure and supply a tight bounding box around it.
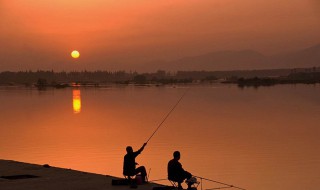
[0,67,320,88]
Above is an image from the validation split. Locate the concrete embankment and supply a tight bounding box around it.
[0,159,161,190]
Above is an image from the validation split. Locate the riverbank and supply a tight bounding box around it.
[0,159,161,190]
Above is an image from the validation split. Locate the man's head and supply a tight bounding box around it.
[173,151,180,160]
[126,146,133,153]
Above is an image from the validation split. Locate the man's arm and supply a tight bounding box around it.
[177,162,186,173]
[134,143,147,156]
[138,143,147,153]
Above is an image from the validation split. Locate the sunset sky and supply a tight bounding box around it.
[0,0,319,71]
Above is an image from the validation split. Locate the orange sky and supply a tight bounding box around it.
[0,0,319,71]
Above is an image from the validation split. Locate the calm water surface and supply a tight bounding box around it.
[0,84,319,190]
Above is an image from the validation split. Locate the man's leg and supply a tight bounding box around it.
[183,171,192,189]
[135,166,147,182]
[184,171,192,180]
[175,177,185,189]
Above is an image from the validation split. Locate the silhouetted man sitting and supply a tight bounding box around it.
[168,151,193,190]
[123,143,148,183]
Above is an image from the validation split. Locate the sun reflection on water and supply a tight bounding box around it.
[72,89,81,114]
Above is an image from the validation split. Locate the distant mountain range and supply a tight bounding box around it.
[144,43,320,71]
[271,44,320,69]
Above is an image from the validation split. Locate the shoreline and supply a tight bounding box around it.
[0,159,161,190]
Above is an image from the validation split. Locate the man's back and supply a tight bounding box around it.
[168,159,183,180]
[123,152,139,176]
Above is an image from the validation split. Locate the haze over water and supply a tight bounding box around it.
[0,84,319,190]
[1,0,319,71]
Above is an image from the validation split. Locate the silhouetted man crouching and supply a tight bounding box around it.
[123,143,147,183]
[168,151,193,189]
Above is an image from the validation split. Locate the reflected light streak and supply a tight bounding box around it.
[73,89,81,114]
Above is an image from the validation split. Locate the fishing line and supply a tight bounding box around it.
[205,187,233,190]
[194,176,246,190]
[146,88,189,144]
[148,178,168,182]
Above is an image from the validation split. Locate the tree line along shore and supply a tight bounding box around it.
[0,67,320,88]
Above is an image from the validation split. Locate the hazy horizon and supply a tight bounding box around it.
[1,0,319,71]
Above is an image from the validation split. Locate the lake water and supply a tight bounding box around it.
[0,84,319,190]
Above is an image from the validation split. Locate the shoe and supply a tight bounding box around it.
[186,177,197,184]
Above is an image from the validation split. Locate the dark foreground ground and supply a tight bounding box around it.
[0,159,161,190]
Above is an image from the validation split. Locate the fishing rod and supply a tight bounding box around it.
[146,88,189,144]
[194,176,246,190]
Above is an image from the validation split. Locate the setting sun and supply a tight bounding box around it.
[71,50,80,59]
